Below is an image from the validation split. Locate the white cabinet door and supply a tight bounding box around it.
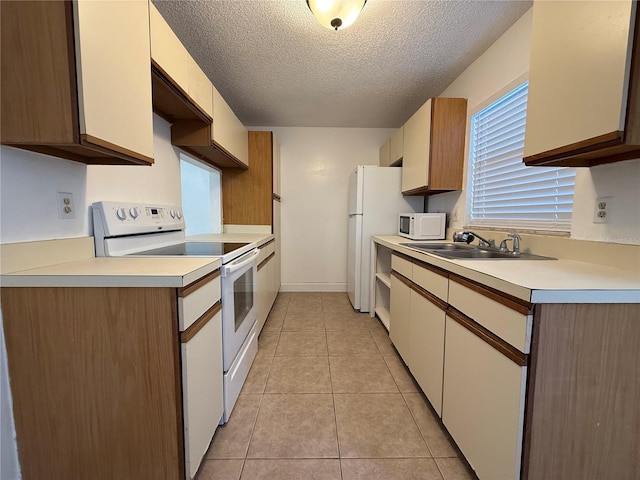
[74,0,153,159]
[442,315,526,480]
[401,99,431,193]
[257,261,269,333]
[181,310,223,479]
[409,291,445,416]
[389,272,411,361]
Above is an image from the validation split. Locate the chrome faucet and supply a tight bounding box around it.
[499,233,521,255]
[452,231,495,249]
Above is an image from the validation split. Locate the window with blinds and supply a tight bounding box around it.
[468,82,575,232]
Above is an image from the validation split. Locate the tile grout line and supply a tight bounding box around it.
[324,306,345,479]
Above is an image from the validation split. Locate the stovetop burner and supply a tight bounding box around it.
[133,242,250,257]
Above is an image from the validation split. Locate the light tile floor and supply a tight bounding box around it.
[196,292,477,480]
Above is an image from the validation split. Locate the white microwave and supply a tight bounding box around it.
[398,213,446,240]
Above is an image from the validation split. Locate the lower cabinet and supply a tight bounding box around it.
[408,290,445,416]
[389,271,411,360]
[180,305,223,479]
[1,269,224,480]
[442,312,527,480]
[256,239,278,333]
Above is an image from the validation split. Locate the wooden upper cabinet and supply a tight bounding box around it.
[1,0,154,165]
[390,126,404,165]
[222,131,274,226]
[401,97,467,195]
[523,0,640,167]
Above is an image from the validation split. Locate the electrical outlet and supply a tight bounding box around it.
[57,192,75,219]
[451,208,459,222]
[593,196,612,224]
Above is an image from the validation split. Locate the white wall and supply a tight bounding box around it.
[428,7,640,245]
[269,127,394,291]
[0,148,88,243]
[86,115,183,227]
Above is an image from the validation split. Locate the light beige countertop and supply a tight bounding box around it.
[187,232,274,246]
[1,256,221,288]
[374,236,640,304]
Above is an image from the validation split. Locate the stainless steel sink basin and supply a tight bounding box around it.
[400,243,555,260]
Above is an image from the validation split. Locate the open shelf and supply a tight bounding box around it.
[376,272,391,288]
[374,306,390,331]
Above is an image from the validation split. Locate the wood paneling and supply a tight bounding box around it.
[1,287,183,480]
[525,303,640,480]
[222,131,273,225]
[0,0,77,144]
[429,98,468,191]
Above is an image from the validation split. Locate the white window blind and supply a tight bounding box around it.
[469,82,575,232]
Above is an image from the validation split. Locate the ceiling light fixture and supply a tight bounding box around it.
[306,0,367,31]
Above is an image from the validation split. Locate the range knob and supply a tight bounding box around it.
[129,207,139,219]
[176,210,182,220]
[169,210,176,219]
[116,207,127,220]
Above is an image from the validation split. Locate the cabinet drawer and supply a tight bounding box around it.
[257,240,275,266]
[391,253,412,279]
[448,278,531,353]
[178,270,221,331]
[412,262,448,302]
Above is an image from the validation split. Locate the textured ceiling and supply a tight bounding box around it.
[153,0,532,128]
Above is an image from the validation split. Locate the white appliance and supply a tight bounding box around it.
[92,201,258,424]
[347,166,422,311]
[398,213,446,240]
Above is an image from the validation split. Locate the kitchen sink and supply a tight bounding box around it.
[400,243,555,260]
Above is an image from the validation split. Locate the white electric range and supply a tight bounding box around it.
[92,201,259,422]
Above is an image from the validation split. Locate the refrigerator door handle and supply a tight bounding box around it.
[348,213,362,217]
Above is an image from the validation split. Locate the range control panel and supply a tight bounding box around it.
[92,201,185,238]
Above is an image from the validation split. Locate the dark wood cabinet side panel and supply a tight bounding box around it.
[1,287,183,480]
[526,303,640,480]
[0,1,78,144]
[429,98,467,191]
[222,131,273,225]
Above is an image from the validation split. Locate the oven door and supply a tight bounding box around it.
[221,248,259,371]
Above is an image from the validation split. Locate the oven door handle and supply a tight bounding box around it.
[221,248,260,276]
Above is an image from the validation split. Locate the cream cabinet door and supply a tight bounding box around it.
[273,199,282,291]
[273,133,282,196]
[149,2,189,92]
[187,56,213,118]
[257,261,269,333]
[212,85,236,152]
[408,291,445,416]
[402,99,432,193]
[390,126,403,164]
[389,273,411,361]
[74,0,153,159]
[181,310,223,479]
[379,139,391,167]
[442,316,526,480]
[524,0,635,158]
[235,123,249,168]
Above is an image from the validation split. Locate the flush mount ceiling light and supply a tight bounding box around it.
[306,0,367,31]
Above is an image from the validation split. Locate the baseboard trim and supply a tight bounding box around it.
[281,283,346,292]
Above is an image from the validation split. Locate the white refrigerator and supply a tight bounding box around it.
[347,165,423,311]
